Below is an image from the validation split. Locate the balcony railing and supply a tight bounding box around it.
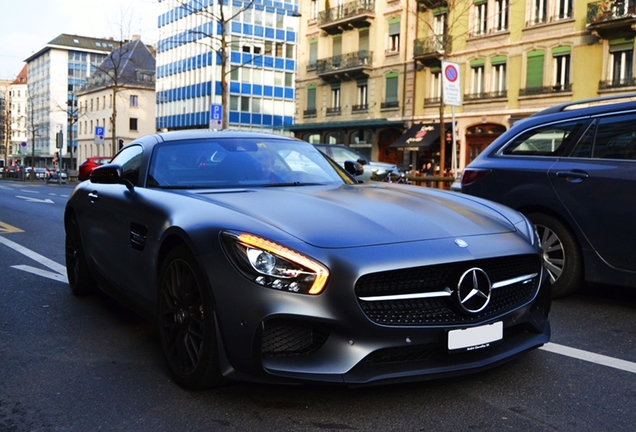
[316,51,373,76]
[519,83,572,96]
[414,36,451,58]
[326,107,342,116]
[381,101,399,109]
[318,0,375,33]
[352,104,368,112]
[587,0,636,25]
[303,108,317,118]
[599,77,636,89]
[464,91,508,101]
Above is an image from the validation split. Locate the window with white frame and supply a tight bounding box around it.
[331,86,341,108]
[310,0,318,20]
[433,11,447,51]
[470,61,485,96]
[388,18,400,53]
[429,68,442,102]
[531,0,547,24]
[610,46,634,86]
[473,0,487,36]
[491,58,507,95]
[356,81,368,110]
[495,0,509,31]
[552,48,571,90]
[556,0,573,20]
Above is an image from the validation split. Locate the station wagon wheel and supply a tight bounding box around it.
[65,216,95,296]
[158,246,222,389]
[527,213,582,298]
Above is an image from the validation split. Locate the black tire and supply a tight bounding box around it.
[527,212,582,298]
[158,246,223,390]
[65,216,95,296]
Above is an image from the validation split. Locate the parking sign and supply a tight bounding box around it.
[442,61,462,107]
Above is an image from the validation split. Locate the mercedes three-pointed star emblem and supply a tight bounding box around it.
[457,268,492,314]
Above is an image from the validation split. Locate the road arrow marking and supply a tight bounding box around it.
[0,221,24,234]
[16,195,55,204]
[0,235,67,283]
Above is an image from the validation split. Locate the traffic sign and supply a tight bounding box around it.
[210,104,223,125]
[94,126,105,145]
[442,61,462,107]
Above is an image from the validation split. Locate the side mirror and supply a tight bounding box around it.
[90,164,134,191]
[344,160,364,176]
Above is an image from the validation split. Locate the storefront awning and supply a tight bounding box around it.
[389,123,450,149]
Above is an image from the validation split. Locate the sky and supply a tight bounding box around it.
[0,0,159,79]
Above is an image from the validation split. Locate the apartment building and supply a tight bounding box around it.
[155,0,300,133]
[294,0,636,173]
[76,38,156,162]
[23,34,115,168]
[8,65,28,162]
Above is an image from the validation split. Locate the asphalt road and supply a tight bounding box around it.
[0,180,635,431]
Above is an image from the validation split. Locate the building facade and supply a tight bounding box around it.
[76,38,156,163]
[23,34,115,168]
[294,0,636,174]
[8,66,28,163]
[155,0,300,134]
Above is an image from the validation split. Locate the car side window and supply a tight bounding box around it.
[111,145,143,185]
[590,113,636,160]
[501,120,586,157]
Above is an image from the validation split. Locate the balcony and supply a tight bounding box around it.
[599,77,636,89]
[326,107,342,116]
[414,36,451,65]
[519,83,572,96]
[464,91,508,102]
[316,51,373,81]
[318,0,375,35]
[352,104,369,113]
[381,101,399,110]
[587,0,636,37]
[303,108,317,118]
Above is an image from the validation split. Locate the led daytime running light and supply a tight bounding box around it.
[237,233,328,294]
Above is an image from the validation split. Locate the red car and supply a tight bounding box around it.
[78,156,111,181]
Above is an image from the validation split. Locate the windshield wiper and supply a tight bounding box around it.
[260,182,325,188]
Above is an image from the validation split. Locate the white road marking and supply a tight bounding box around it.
[0,235,67,282]
[11,264,68,283]
[16,195,55,204]
[540,342,636,374]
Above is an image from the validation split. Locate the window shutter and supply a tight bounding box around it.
[526,50,545,88]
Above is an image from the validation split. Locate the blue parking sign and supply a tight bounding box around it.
[210,104,223,125]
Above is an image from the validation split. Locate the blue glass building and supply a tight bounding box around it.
[156,0,299,133]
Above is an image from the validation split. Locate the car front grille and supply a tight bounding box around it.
[355,254,541,326]
[261,320,330,358]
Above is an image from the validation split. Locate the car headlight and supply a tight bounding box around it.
[221,232,329,295]
[514,214,538,247]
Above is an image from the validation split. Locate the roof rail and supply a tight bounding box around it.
[531,92,636,117]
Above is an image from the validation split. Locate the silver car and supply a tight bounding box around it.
[314,144,399,182]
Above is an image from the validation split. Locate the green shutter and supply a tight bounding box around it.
[491,55,507,65]
[609,38,634,52]
[389,18,400,35]
[307,87,316,110]
[386,76,398,102]
[526,50,544,88]
[551,46,571,56]
[470,59,485,68]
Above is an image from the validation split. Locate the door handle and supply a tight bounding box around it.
[88,191,98,200]
[555,171,589,182]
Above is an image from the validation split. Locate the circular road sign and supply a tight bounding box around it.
[444,64,459,83]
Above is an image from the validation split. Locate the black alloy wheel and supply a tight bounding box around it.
[65,216,95,296]
[158,246,222,389]
[528,212,582,298]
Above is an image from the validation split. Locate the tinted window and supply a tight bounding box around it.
[592,113,636,160]
[111,145,143,185]
[502,120,586,156]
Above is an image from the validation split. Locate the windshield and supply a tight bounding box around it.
[147,138,353,189]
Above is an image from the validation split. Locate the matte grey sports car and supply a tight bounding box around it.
[64,130,551,389]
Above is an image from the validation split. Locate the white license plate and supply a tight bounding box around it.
[448,321,503,351]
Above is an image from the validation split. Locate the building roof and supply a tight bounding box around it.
[12,64,27,85]
[79,38,156,94]
[24,33,118,63]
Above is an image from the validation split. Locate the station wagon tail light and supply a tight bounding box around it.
[460,169,491,187]
[222,232,329,295]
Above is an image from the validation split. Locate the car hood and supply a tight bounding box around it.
[189,184,518,248]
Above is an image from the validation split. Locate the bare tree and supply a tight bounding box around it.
[169,0,256,130]
[0,81,10,169]
[24,89,46,180]
[414,0,473,176]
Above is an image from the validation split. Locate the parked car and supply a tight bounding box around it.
[78,156,111,181]
[460,93,636,298]
[313,144,400,182]
[25,167,49,180]
[46,169,68,183]
[65,130,550,389]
